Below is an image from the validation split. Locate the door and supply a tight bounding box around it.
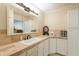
[68,28,79,56]
[67,9,79,28]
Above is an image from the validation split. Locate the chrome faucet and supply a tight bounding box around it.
[27,35,31,40]
[20,35,27,40]
[20,35,32,40]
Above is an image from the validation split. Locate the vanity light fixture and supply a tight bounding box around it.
[16,3,38,15]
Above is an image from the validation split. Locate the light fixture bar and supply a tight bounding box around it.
[16,3,38,15]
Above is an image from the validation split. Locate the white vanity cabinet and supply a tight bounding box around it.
[57,39,67,55]
[30,46,38,56]
[17,51,27,56]
[43,39,49,56]
[13,49,27,56]
[13,37,68,56]
[26,46,38,56]
[17,38,49,56]
[49,37,56,54]
[37,41,44,56]
[38,39,49,56]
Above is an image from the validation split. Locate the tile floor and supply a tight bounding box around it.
[48,53,65,56]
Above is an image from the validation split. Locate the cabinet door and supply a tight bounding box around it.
[38,41,44,56]
[31,46,38,56]
[26,46,38,56]
[57,39,67,55]
[43,39,49,56]
[67,9,79,28]
[29,20,37,32]
[18,51,27,56]
[49,38,56,54]
[26,49,32,56]
[7,6,14,35]
[68,28,79,56]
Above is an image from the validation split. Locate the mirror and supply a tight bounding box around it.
[23,19,37,33]
[7,6,37,35]
[23,20,31,33]
[14,19,23,33]
[13,19,37,34]
[29,20,37,32]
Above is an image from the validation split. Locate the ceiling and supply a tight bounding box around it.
[32,3,72,12]
[23,3,79,12]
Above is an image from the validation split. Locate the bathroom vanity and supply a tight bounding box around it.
[0,36,67,56]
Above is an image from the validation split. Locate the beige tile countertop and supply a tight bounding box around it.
[0,42,27,56]
[0,35,50,56]
[0,35,67,56]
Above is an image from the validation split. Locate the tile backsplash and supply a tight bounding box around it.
[0,30,40,46]
[0,29,67,46]
[49,29,67,38]
[0,30,20,46]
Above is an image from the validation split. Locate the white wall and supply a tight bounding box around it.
[44,4,79,31]
[44,9,67,31]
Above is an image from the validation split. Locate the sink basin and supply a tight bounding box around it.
[19,38,38,45]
